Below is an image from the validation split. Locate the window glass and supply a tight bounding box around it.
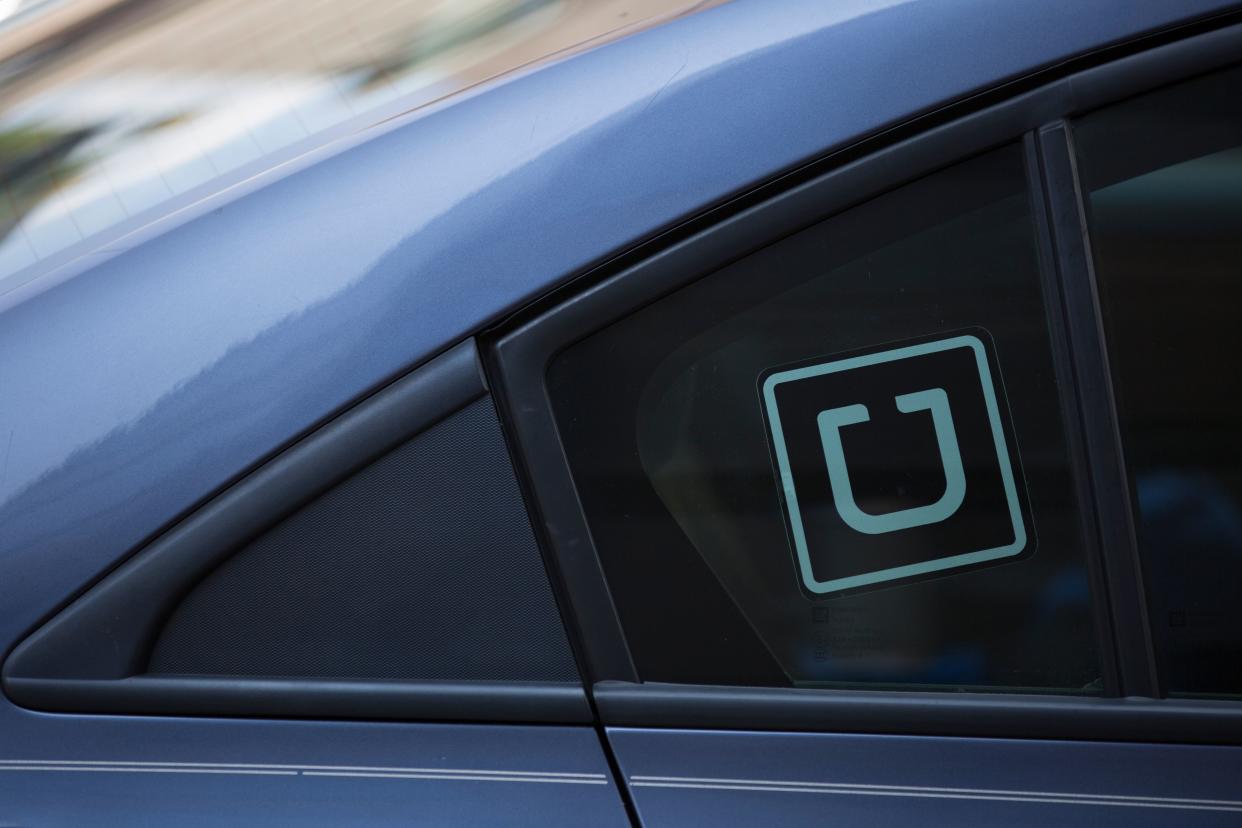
[549,145,1101,692]
[148,397,580,684]
[1076,65,1242,698]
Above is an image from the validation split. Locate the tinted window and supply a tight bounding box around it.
[549,145,1101,692]
[149,397,580,683]
[1076,65,1242,698]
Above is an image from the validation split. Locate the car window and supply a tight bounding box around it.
[547,144,1103,692]
[148,396,579,684]
[1075,64,1242,698]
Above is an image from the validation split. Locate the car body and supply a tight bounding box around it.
[1,0,1240,824]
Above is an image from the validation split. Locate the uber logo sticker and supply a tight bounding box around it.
[760,333,1031,597]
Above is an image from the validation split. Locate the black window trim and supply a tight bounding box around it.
[1031,123,1161,699]
[488,20,1242,743]
[592,681,1242,745]
[1022,131,1125,699]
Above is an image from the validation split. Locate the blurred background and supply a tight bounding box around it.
[0,0,716,294]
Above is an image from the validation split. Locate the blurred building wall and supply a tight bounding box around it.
[0,0,720,292]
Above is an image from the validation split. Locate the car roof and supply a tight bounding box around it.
[0,0,1236,640]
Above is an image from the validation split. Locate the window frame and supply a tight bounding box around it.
[487,20,1242,744]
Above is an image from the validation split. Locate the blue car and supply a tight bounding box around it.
[1,0,1241,824]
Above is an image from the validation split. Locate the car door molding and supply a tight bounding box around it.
[593,681,1242,745]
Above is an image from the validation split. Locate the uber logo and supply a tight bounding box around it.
[760,333,1030,597]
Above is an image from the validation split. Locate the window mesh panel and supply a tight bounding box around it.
[148,397,579,682]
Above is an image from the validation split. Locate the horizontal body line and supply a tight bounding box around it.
[629,775,1242,807]
[629,779,1242,812]
[303,771,607,784]
[0,766,295,776]
[0,759,602,779]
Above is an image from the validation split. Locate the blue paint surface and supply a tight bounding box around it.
[0,717,627,826]
[609,727,1242,827]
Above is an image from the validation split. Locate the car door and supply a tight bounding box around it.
[490,21,1242,828]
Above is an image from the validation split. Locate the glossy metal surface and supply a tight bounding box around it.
[0,717,627,826]
[609,727,1242,827]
